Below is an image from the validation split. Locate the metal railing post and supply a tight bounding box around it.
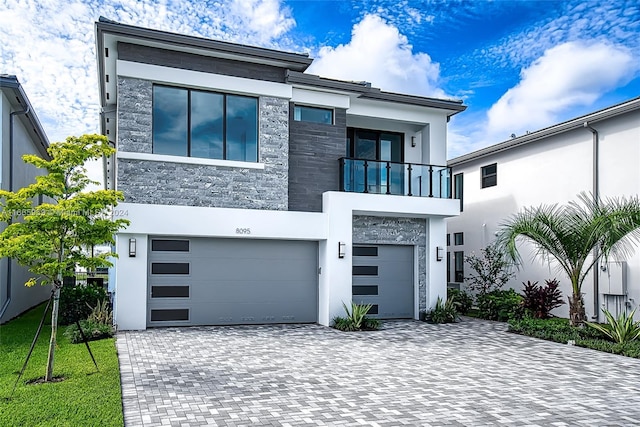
[428,166,433,197]
[407,164,413,196]
[385,161,391,194]
[363,160,369,193]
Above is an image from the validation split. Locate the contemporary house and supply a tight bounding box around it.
[95,18,466,330]
[447,97,640,321]
[0,75,51,324]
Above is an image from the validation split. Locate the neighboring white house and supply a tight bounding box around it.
[95,18,466,330]
[0,75,51,324]
[447,96,640,321]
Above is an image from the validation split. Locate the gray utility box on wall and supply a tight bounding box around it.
[599,261,627,295]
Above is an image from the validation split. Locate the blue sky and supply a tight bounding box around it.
[1,0,639,161]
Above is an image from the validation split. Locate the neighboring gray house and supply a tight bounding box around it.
[95,18,466,330]
[0,75,51,324]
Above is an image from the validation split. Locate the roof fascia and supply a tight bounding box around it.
[448,96,640,167]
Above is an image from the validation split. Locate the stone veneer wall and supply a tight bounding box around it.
[352,215,427,311]
[116,77,289,210]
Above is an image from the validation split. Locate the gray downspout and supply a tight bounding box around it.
[584,122,599,320]
[0,105,30,320]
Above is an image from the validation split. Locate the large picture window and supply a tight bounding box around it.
[153,86,258,162]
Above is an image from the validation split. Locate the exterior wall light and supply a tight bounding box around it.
[129,238,137,257]
[411,136,416,147]
[436,246,444,262]
[338,241,346,259]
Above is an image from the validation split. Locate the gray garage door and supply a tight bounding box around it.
[147,237,318,327]
[352,245,414,319]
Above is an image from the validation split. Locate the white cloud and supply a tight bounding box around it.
[486,41,636,138]
[307,14,446,98]
[229,0,296,43]
[0,0,295,186]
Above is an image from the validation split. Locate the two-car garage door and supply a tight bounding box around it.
[147,237,318,327]
[147,237,415,327]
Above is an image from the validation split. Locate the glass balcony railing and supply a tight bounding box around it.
[339,157,452,198]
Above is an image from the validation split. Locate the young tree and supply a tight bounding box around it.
[0,134,129,381]
[496,193,640,326]
[465,243,515,296]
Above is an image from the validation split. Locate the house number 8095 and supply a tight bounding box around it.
[236,228,251,235]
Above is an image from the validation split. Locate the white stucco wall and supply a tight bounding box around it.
[448,109,640,321]
[114,193,459,330]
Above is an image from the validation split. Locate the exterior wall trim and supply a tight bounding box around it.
[116,151,266,170]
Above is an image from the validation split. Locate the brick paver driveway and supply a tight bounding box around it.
[117,318,640,426]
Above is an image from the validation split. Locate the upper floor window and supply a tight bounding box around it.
[481,163,497,188]
[454,232,464,245]
[454,173,463,211]
[294,105,333,125]
[152,85,258,162]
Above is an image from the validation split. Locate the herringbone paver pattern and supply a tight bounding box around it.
[117,318,640,426]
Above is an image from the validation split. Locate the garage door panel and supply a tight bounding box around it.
[148,237,317,326]
[352,244,414,319]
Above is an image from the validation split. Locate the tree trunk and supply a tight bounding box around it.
[45,282,61,381]
[568,293,586,327]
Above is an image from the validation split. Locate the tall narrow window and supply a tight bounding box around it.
[153,86,188,157]
[447,251,451,282]
[454,251,464,282]
[454,173,463,211]
[226,95,258,162]
[481,163,497,188]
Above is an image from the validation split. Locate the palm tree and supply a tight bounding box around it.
[496,193,640,326]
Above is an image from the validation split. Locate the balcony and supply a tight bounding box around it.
[339,158,452,198]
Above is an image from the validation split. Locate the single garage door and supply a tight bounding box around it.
[352,245,414,319]
[147,237,318,327]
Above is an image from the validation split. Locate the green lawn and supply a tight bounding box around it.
[0,303,123,427]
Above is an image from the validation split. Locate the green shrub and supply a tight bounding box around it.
[423,297,458,324]
[447,288,473,315]
[59,283,108,325]
[508,316,578,343]
[64,320,114,344]
[332,302,380,331]
[520,279,565,319]
[477,289,523,321]
[363,317,381,330]
[508,316,640,358]
[586,309,640,344]
[88,299,113,325]
[63,299,114,343]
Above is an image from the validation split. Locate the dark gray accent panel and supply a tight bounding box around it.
[288,107,346,212]
[353,216,426,312]
[119,43,287,83]
[151,239,190,252]
[150,309,189,322]
[151,286,190,298]
[353,245,414,319]
[147,238,318,326]
[116,86,289,210]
